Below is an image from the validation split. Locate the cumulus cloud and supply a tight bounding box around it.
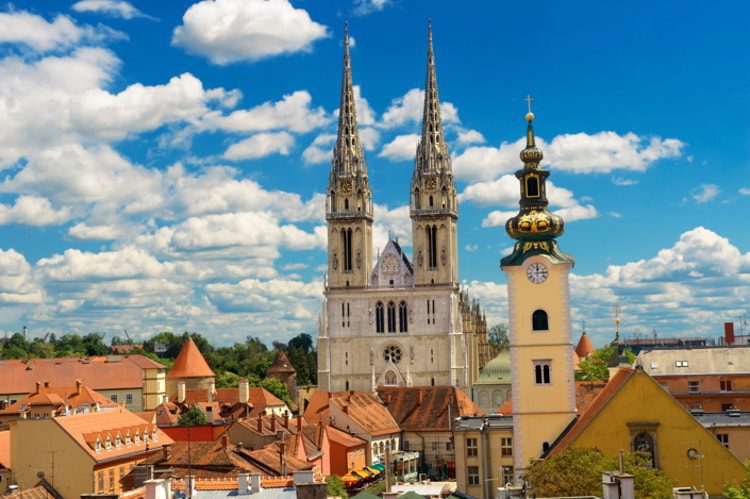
[740,187,750,196]
[0,11,95,52]
[453,132,684,181]
[379,134,420,161]
[302,134,336,165]
[380,88,459,129]
[0,196,70,226]
[72,1,154,20]
[353,0,391,16]
[172,0,328,64]
[457,129,486,145]
[223,131,294,160]
[206,278,321,317]
[373,204,411,253]
[0,249,43,303]
[691,183,720,203]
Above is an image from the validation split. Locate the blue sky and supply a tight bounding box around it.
[0,0,748,347]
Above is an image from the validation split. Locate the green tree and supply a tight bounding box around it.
[325,475,348,498]
[524,447,674,498]
[177,406,207,426]
[725,460,750,499]
[488,324,509,350]
[258,377,292,408]
[575,344,636,381]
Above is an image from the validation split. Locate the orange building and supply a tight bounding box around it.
[10,406,173,498]
[0,380,117,423]
[165,337,215,394]
[637,347,750,412]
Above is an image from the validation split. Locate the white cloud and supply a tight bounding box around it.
[172,0,328,64]
[0,249,43,303]
[206,278,321,319]
[691,184,720,203]
[453,132,684,181]
[457,129,486,145]
[38,247,166,281]
[353,85,376,126]
[203,90,330,134]
[302,134,336,165]
[0,11,89,52]
[353,0,391,16]
[223,131,294,160]
[0,196,71,226]
[465,244,478,252]
[373,204,411,255]
[360,127,380,150]
[740,187,750,196]
[379,134,420,161]
[68,223,123,240]
[612,176,639,186]
[380,88,459,129]
[72,0,153,20]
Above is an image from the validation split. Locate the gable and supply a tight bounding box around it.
[563,368,745,494]
[370,240,413,287]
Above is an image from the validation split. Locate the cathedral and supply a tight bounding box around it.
[317,24,491,392]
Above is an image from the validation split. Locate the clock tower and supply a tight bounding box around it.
[326,24,373,289]
[501,109,576,479]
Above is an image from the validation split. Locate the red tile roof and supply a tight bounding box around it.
[575,332,596,359]
[548,368,635,456]
[52,406,174,462]
[306,391,400,437]
[377,386,483,431]
[167,338,215,379]
[1,382,117,416]
[326,425,367,448]
[267,351,296,375]
[0,355,165,394]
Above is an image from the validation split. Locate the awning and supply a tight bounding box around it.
[366,466,381,475]
[371,463,385,472]
[341,472,361,483]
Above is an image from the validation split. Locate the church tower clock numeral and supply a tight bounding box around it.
[501,105,577,480]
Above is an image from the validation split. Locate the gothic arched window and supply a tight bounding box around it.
[633,432,656,467]
[341,228,353,272]
[414,188,421,209]
[426,225,437,270]
[375,302,384,333]
[532,310,549,331]
[399,301,408,332]
[387,301,397,332]
[384,371,397,386]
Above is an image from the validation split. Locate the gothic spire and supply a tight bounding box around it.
[332,22,366,176]
[416,20,450,173]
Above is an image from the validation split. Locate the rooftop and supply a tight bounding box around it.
[303,390,400,437]
[1,381,117,416]
[473,351,511,385]
[637,346,750,375]
[167,337,215,379]
[377,386,483,431]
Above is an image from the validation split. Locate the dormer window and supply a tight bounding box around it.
[134,432,140,444]
[143,432,149,444]
[105,436,112,450]
[125,433,132,445]
[152,429,158,441]
[95,439,102,452]
[115,435,121,448]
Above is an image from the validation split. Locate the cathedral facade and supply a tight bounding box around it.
[317,24,490,393]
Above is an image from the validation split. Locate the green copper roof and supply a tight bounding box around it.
[474,351,511,385]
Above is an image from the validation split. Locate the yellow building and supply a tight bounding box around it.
[9,406,173,498]
[549,367,747,496]
[500,111,577,477]
[453,415,515,498]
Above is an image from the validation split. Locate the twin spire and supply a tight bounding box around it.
[333,22,366,176]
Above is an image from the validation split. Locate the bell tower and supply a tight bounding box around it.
[410,21,458,286]
[326,24,373,289]
[501,106,576,479]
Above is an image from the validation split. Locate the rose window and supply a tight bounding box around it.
[383,345,402,364]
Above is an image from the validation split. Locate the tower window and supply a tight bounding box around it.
[342,228,353,272]
[525,176,540,197]
[399,301,408,332]
[426,225,438,270]
[387,301,397,333]
[429,195,434,207]
[532,310,549,331]
[330,191,336,211]
[341,302,350,327]
[534,361,551,384]
[376,302,385,333]
[414,189,421,209]
[344,198,349,210]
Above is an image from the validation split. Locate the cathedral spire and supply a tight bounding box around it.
[416,20,449,173]
[333,22,366,176]
[501,107,574,267]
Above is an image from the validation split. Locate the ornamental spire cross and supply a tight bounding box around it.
[524,94,534,114]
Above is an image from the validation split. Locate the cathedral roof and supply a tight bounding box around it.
[370,238,414,286]
[167,337,215,379]
[474,351,511,385]
[575,332,596,359]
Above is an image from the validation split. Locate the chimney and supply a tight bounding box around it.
[239,378,250,404]
[177,381,186,404]
[416,389,423,406]
[271,416,277,433]
[237,473,250,495]
[282,412,289,429]
[76,380,82,395]
[43,380,50,388]
[342,404,349,414]
[297,416,303,432]
[207,380,215,403]
[162,445,170,461]
[221,434,229,450]
[257,413,263,433]
[35,381,41,393]
[250,474,261,494]
[725,322,735,345]
[279,441,285,473]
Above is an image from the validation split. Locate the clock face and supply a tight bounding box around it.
[339,179,352,194]
[424,177,438,191]
[527,262,548,284]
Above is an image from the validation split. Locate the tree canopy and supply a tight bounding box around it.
[576,344,636,381]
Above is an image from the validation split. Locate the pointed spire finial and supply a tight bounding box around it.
[343,21,350,68]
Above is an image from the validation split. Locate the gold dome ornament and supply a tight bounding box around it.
[501,100,574,267]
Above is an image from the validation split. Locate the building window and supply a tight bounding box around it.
[426,225,437,270]
[501,466,514,485]
[119,466,125,482]
[632,431,657,467]
[534,361,551,385]
[467,438,478,457]
[501,437,513,457]
[717,434,730,448]
[431,377,435,386]
[383,345,402,364]
[403,440,410,451]
[387,302,397,332]
[430,349,434,363]
[98,472,104,492]
[675,360,689,368]
[341,228,353,272]
[345,352,349,366]
[687,381,700,393]
[426,299,436,324]
[108,468,115,491]
[399,301,408,332]
[376,302,385,333]
[341,302,351,327]
[432,441,438,452]
[467,466,480,486]
[345,381,350,391]
[447,440,453,451]
[720,380,733,391]
[532,310,549,331]
[125,394,133,405]
[110,394,118,403]
[525,176,540,197]
[722,403,735,412]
